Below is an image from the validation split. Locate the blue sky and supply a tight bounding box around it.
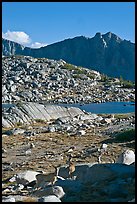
[2,2,135,48]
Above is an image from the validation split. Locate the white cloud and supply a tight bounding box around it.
[2,30,48,48]
[2,30,31,45]
[30,42,47,48]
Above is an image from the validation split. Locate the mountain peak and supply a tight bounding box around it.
[94,32,102,38]
[2,33,134,81]
[102,32,122,42]
[105,31,112,38]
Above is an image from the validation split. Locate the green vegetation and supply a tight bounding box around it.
[2,127,12,133]
[122,80,135,88]
[100,74,135,88]
[74,69,86,75]
[87,74,95,80]
[114,129,135,142]
[63,63,86,75]
[73,74,81,79]
[114,113,132,119]
[16,102,23,107]
[119,76,135,88]
[62,63,76,71]
[73,74,86,79]
[100,74,109,82]
[16,122,23,127]
[34,118,46,123]
[12,55,24,58]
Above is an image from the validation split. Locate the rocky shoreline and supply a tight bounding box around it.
[2,102,135,131]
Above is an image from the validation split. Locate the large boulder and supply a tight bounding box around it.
[116,150,135,165]
[2,196,16,202]
[12,128,25,135]
[57,162,135,183]
[77,130,86,136]
[33,186,65,199]
[38,195,61,202]
[2,103,85,127]
[14,170,40,185]
[57,162,135,202]
[56,179,83,194]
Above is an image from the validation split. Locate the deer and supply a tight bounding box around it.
[68,161,75,179]
[35,166,59,189]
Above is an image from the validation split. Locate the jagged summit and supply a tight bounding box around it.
[2,32,123,48]
[2,32,135,81]
[54,32,122,43]
[102,32,122,42]
[94,32,102,38]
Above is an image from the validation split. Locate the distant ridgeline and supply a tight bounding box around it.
[2,32,135,81]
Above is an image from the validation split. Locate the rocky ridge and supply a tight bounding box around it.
[2,31,135,81]
[2,55,135,104]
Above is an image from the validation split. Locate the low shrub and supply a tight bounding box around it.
[114,114,131,119]
[119,76,135,88]
[35,118,45,123]
[16,122,23,127]
[115,129,135,142]
[63,63,86,75]
[100,74,109,82]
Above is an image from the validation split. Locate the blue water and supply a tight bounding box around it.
[2,103,15,109]
[55,101,135,114]
[2,101,135,114]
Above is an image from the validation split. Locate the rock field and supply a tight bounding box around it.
[2,55,135,104]
[2,103,135,202]
[2,55,135,202]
